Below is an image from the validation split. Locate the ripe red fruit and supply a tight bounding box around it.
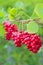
[29,34,42,53]
[3,22,42,54]
[14,39,21,47]
[5,32,12,40]
[3,22,18,32]
[15,43,21,47]
[12,32,42,53]
[29,48,33,51]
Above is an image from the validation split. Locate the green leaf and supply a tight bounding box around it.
[34,3,43,18]
[27,21,39,33]
[25,4,34,16]
[8,14,14,20]
[8,8,17,16]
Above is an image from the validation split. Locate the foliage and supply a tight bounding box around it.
[0,0,43,65]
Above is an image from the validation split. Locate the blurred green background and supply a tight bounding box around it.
[0,0,43,65]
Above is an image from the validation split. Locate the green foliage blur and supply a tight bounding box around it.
[0,0,43,65]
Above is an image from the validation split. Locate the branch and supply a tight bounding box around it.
[9,18,42,22]
[4,17,43,27]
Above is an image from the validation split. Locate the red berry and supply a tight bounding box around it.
[5,32,12,40]
[29,48,33,51]
[32,49,37,53]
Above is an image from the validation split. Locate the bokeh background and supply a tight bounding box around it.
[0,0,43,65]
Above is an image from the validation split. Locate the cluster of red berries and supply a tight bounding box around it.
[26,34,42,53]
[11,31,30,47]
[3,22,42,53]
[11,31,42,53]
[3,22,18,40]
